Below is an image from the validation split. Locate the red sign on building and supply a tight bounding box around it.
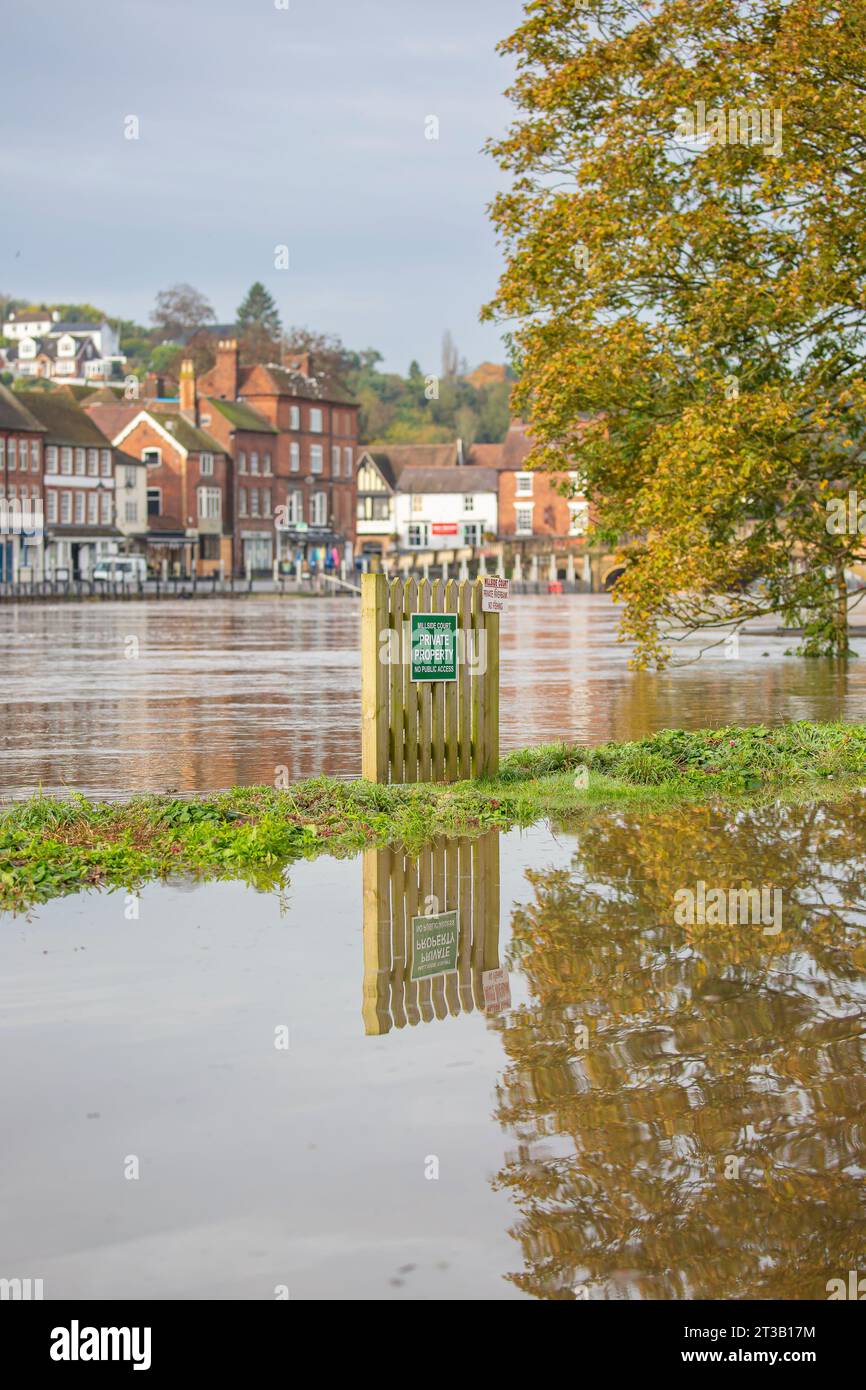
[431,522,459,535]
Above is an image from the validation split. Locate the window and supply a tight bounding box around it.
[516,473,533,497]
[124,465,137,487]
[87,448,99,476]
[344,447,352,476]
[47,491,58,523]
[263,452,272,475]
[31,484,39,499]
[200,452,214,476]
[147,489,160,517]
[238,488,248,518]
[250,452,259,475]
[262,488,272,516]
[6,484,14,499]
[310,444,323,474]
[46,446,58,473]
[309,408,323,433]
[407,522,429,548]
[19,440,27,469]
[310,492,327,527]
[464,495,475,512]
[61,492,72,523]
[125,500,138,523]
[198,487,221,520]
[0,438,5,467]
[357,496,391,521]
[462,522,482,547]
[238,451,247,474]
[74,448,85,476]
[569,501,590,535]
[332,446,340,476]
[285,491,303,525]
[100,493,112,524]
[6,438,15,470]
[289,405,300,430]
[515,505,533,535]
[250,488,260,517]
[74,492,85,523]
[411,494,424,514]
[100,450,112,478]
[30,440,40,470]
[87,493,98,524]
[290,442,300,472]
[60,447,72,475]
[142,448,161,467]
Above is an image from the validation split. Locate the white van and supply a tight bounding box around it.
[92,556,148,584]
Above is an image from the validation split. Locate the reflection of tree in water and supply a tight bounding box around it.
[493,797,866,1299]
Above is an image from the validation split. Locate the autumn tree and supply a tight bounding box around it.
[485,0,866,663]
[151,283,215,341]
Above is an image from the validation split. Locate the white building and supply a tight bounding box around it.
[3,310,125,384]
[354,445,498,562]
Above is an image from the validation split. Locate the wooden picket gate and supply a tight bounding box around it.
[361,572,499,783]
[362,831,501,1035]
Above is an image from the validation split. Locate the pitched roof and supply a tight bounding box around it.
[0,382,47,432]
[14,390,108,446]
[242,362,356,405]
[467,442,504,468]
[396,466,499,495]
[147,411,224,455]
[366,442,460,475]
[207,397,277,433]
[84,402,143,440]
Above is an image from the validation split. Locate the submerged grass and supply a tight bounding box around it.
[2,720,866,913]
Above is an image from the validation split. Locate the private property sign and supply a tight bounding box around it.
[410,909,459,981]
[481,576,510,612]
[410,611,458,681]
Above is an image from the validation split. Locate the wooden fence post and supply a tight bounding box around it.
[361,571,389,782]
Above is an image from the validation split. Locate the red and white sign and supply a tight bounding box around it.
[482,966,511,1014]
[481,576,510,612]
[431,522,459,536]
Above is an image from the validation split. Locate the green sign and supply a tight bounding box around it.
[410,612,458,682]
[410,910,459,981]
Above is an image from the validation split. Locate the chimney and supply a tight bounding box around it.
[179,359,197,422]
[143,371,164,400]
[213,339,239,399]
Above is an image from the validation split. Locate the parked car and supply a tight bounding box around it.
[91,556,148,584]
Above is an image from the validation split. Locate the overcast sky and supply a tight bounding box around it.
[3,0,525,373]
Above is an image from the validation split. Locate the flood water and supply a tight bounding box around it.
[3,595,866,799]
[3,802,866,1300]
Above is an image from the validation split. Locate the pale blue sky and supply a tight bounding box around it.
[3,0,525,373]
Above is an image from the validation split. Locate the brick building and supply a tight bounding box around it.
[197,341,359,573]
[477,420,589,553]
[16,390,123,580]
[111,408,231,576]
[0,382,46,581]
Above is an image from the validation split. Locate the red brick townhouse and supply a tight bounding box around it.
[0,382,46,581]
[197,340,359,573]
[110,406,231,577]
[473,419,591,560]
[15,389,123,581]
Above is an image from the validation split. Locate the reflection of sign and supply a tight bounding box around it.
[431,522,459,535]
[482,966,511,1013]
[410,612,457,682]
[482,576,510,613]
[411,910,458,981]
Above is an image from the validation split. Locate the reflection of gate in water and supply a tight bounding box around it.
[362,831,501,1035]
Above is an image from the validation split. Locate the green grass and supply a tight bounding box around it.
[2,721,865,914]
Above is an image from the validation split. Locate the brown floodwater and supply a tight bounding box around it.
[2,595,866,799]
[2,803,865,1300]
